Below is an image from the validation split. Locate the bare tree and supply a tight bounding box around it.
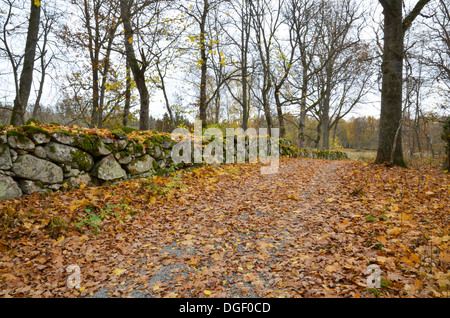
[249,0,286,135]
[2,0,41,126]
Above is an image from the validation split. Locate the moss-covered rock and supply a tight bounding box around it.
[22,125,51,144]
[22,125,51,137]
[74,134,111,157]
[25,118,41,125]
[122,126,137,134]
[70,149,95,171]
[7,130,35,151]
[112,129,128,140]
[126,154,155,175]
[44,142,94,171]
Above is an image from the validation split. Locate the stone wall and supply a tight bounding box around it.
[0,125,174,199]
[0,125,348,200]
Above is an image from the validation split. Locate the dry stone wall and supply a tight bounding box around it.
[0,125,174,199]
[0,125,348,200]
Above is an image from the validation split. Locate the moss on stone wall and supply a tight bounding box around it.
[70,149,93,171]
[22,125,51,137]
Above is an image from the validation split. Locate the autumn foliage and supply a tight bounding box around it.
[0,155,448,298]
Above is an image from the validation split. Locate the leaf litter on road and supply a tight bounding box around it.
[0,157,448,298]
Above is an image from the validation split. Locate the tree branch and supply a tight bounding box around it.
[403,0,432,33]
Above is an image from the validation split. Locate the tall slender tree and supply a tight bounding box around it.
[9,0,41,126]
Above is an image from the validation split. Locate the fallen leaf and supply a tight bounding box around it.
[111,268,127,276]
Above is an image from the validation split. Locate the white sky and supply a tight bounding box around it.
[0,0,446,123]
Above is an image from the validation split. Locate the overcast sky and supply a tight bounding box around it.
[0,0,446,123]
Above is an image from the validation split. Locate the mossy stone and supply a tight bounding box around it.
[122,126,137,134]
[22,125,51,137]
[70,149,94,171]
[112,129,128,140]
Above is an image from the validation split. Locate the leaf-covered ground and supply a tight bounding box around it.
[0,158,448,298]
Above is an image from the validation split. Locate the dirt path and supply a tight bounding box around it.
[85,158,360,298]
[7,157,446,298]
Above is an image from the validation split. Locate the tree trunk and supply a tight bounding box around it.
[274,87,285,138]
[262,80,272,136]
[120,0,150,131]
[199,1,209,129]
[241,11,250,131]
[443,117,450,171]
[375,1,407,167]
[98,25,117,128]
[321,67,332,150]
[10,0,41,126]
[298,63,308,148]
[376,0,430,167]
[123,59,131,127]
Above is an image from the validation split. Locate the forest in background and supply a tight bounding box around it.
[0,0,448,163]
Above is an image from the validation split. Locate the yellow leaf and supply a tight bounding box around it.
[79,286,86,292]
[400,212,413,221]
[387,227,401,236]
[149,196,156,204]
[79,182,86,190]
[401,256,415,266]
[128,37,133,44]
[34,0,41,7]
[325,263,340,272]
[439,252,450,263]
[112,268,127,276]
[409,253,421,264]
[219,51,224,57]
[325,198,335,203]
[203,290,212,295]
[377,256,387,263]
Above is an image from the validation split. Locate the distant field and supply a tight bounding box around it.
[342,148,446,168]
[342,149,377,162]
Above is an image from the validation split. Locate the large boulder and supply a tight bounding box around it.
[18,180,45,195]
[29,132,51,145]
[45,142,94,171]
[8,135,35,151]
[126,154,155,175]
[0,144,12,170]
[91,154,126,181]
[0,175,22,199]
[51,131,76,145]
[22,125,51,144]
[11,154,63,184]
[147,145,163,159]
